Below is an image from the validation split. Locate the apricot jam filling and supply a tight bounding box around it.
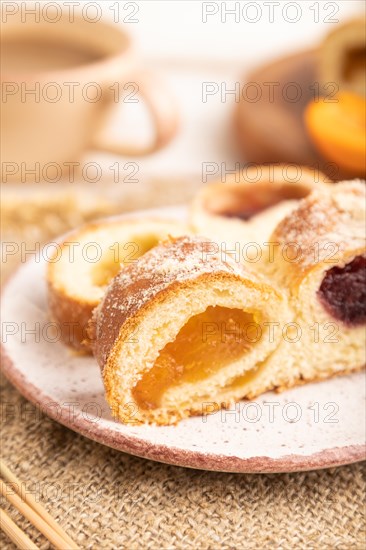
[317,255,366,326]
[205,183,310,220]
[92,235,159,287]
[132,306,259,410]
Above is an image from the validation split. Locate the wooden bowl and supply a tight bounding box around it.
[234,49,349,181]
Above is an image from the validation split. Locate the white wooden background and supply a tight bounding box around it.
[81,0,363,184]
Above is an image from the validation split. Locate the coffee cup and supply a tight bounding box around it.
[1,9,179,182]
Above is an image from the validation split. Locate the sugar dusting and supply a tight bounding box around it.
[272,180,366,268]
[91,236,255,365]
[108,236,246,311]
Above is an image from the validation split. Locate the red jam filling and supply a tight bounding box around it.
[317,255,366,326]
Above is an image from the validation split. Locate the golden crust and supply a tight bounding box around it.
[47,281,94,352]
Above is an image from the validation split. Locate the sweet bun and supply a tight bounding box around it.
[90,236,285,425]
[246,179,366,397]
[47,218,188,351]
[190,165,329,256]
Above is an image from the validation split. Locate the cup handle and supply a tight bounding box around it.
[93,71,179,156]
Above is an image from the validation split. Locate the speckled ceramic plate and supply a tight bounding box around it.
[1,207,365,473]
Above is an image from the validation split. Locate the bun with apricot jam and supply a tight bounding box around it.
[90,236,286,425]
[47,218,188,351]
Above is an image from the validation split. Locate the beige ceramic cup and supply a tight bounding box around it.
[1,11,179,182]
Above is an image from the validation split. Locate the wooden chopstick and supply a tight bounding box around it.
[0,460,79,549]
[0,508,39,550]
[0,460,78,548]
[0,479,72,549]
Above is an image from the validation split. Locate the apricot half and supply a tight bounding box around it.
[304,92,366,176]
